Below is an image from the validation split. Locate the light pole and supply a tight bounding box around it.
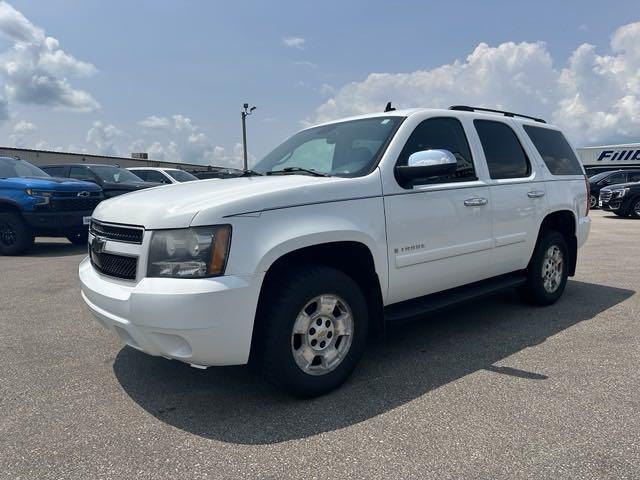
[241,103,256,170]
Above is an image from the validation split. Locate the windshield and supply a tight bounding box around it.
[92,166,144,183]
[166,169,198,182]
[253,116,404,177]
[0,157,50,179]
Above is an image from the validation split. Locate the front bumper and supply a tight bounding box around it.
[79,257,264,366]
[23,210,93,235]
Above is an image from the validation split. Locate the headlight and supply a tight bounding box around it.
[611,188,629,198]
[147,225,231,278]
[25,189,53,205]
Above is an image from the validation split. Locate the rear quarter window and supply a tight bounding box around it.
[523,125,583,176]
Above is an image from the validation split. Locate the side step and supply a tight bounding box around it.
[384,273,527,324]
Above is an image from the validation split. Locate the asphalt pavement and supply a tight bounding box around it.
[1,209,638,479]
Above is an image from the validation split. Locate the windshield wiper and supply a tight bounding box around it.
[267,167,330,177]
[231,168,264,177]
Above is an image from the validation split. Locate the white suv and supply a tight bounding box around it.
[80,106,590,397]
[127,167,198,184]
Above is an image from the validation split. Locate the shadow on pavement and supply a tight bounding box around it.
[113,280,633,445]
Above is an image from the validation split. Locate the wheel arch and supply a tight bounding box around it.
[536,209,578,276]
[253,239,386,347]
[0,200,24,215]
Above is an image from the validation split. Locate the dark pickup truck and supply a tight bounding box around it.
[0,157,103,255]
[599,182,640,218]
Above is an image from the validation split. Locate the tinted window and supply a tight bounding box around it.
[397,117,476,183]
[69,166,94,181]
[254,116,403,177]
[91,166,143,183]
[166,170,198,182]
[523,126,583,175]
[0,157,49,178]
[628,171,640,182]
[474,120,530,179]
[130,170,147,180]
[603,172,626,185]
[43,166,65,177]
[144,170,170,183]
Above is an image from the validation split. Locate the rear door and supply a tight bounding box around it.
[473,119,547,276]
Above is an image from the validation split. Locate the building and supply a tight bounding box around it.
[577,143,640,175]
[0,146,235,177]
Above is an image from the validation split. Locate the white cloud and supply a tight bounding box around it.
[0,2,99,113]
[131,114,249,167]
[8,119,36,146]
[282,36,305,50]
[86,121,123,156]
[137,115,172,129]
[294,60,318,69]
[310,21,640,146]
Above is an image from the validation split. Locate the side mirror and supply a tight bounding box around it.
[395,149,457,187]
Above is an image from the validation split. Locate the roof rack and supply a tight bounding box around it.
[449,105,546,124]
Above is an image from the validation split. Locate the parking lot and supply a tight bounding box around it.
[1,209,638,479]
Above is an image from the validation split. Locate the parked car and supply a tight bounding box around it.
[127,167,199,184]
[588,169,640,209]
[599,181,640,218]
[0,156,103,254]
[80,105,590,397]
[41,164,161,198]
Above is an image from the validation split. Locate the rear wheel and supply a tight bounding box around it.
[519,230,568,306]
[254,265,368,397]
[631,198,640,219]
[0,212,34,255]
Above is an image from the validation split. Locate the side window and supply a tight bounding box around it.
[43,166,65,177]
[604,172,625,185]
[628,172,640,182]
[397,117,476,183]
[131,170,147,180]
[145,170,170,183]
[522,126,583,175]
[69,166,94,181]
[474,120,530,179]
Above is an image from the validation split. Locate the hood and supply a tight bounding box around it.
[92,173,381,229]
[1,176,101,192]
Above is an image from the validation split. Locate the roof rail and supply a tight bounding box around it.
[449,105,546,124]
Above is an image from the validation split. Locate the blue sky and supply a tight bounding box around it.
[1,1,639,166]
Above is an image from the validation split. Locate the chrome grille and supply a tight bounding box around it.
[90,250,137,280]
[600,190,612,203]
[90,221,144,244]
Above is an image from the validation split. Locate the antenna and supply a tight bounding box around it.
[384,102,396,112]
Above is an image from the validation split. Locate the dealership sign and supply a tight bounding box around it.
[597,149,640,162]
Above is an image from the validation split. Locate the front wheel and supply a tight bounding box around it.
[254,266,368,397]
[519,230,569,306]
[589,194,598,209]
[0,212,34,255]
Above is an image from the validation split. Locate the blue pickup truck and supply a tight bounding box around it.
[0,156,103,255]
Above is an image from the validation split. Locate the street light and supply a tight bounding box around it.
[241,103,257,170]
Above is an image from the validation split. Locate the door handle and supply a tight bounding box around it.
[464,197,488,207]
[527,190,546,198]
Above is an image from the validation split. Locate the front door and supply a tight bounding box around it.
[383,117,494,305]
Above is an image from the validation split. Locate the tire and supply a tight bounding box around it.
[254,265,369,398]
[613,210,628,217]
[631,198,640,219]
[589,194,598,209]
[66,231,89,245]
[0,212,34,255]
[519,230,569,306]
